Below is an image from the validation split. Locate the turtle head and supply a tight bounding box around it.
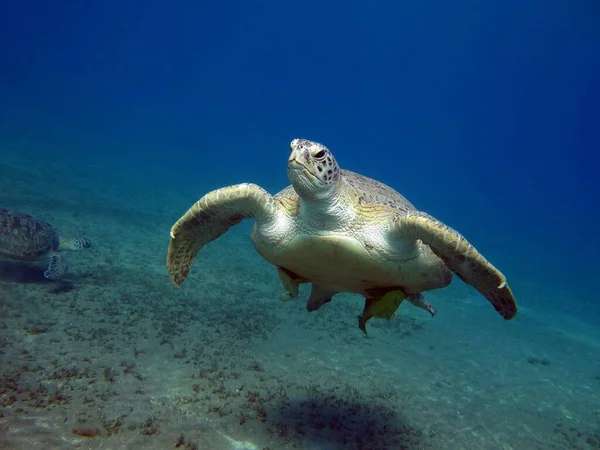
[287,139,341,201]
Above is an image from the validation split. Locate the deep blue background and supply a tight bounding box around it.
[1,1,598,306]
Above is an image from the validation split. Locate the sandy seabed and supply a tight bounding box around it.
[0,146,599,450]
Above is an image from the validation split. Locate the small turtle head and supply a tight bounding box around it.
[287,139,341,200]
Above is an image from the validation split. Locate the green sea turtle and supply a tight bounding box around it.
[0,209,91,280]
[167,139,517,333]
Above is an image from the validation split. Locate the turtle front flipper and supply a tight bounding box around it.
[392,211,517,320]
[44,253,69,279]
[167,184,279,286]
[358,289,406,334]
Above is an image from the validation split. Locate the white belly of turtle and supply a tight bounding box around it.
[251,230,446,296]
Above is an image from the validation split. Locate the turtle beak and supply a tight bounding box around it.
[288,140,318,177]
[288,144,305,171]
[288,158,318,180]
[288,159,304,171]
[288,140,300,165]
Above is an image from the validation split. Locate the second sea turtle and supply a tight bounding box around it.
[0,209,91,280]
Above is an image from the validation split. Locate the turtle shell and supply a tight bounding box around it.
[0,209,59,261]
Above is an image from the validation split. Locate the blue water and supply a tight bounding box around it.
[0,1,598,449]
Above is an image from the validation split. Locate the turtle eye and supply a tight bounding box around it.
[314,150,326,159]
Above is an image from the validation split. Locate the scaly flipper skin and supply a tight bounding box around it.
[306,284,338,312]
[406,293,436,317]
[44,253,69,279]
[277,267,311,301]
[167,183,279,286]
[391,211,517,320]
[277,268,300,301]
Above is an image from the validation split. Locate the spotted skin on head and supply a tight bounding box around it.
[290,139,340,185]
[58,236,92,251]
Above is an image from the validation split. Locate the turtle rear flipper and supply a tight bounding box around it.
[306,284,337,311]
[277,267,312,301]
[44,253,69,279]
[406,293,437,317]
[392,211,517,320]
